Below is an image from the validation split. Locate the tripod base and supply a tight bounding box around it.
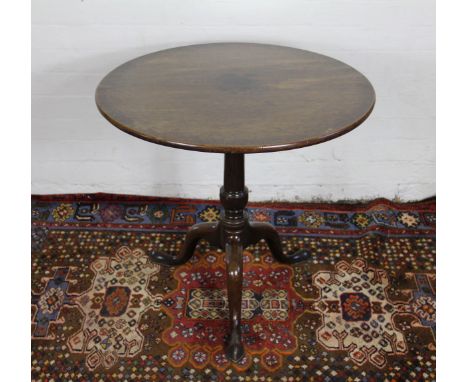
[149,154,312,362]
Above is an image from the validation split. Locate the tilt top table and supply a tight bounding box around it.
[96,43,375,362]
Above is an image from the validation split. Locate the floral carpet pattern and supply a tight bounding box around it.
[31,194,436,381]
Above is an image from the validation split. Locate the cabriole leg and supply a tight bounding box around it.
[150,222,220,265]
[224,236,245,361]
[248,222,311,264]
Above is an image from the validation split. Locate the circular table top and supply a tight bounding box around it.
[96,43,375,154]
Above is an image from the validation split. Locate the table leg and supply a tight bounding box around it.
[149,222,220,265]
[248,222,311,264]
[224,236,245,361]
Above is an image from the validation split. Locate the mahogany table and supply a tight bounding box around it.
[95,43,375,362]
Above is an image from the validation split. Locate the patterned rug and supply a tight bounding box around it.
[31,194,436,381]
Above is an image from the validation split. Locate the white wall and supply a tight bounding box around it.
[32,0,435,201]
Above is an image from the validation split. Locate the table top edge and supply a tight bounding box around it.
[96,94,375,154]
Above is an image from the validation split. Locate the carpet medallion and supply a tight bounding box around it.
[31,194,436,381]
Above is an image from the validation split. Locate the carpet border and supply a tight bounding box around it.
[31,193,436,212]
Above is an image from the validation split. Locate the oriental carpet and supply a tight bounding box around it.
[31,194,436,381]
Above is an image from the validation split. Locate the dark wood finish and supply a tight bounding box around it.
[248,222,311,264]
[96,43,375,154]
[97,43,375,362]
[225,238,244,361]
[150,222,220,265]
[149,153,313,361]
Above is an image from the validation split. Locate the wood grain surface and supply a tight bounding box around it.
[96,43,375,153]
